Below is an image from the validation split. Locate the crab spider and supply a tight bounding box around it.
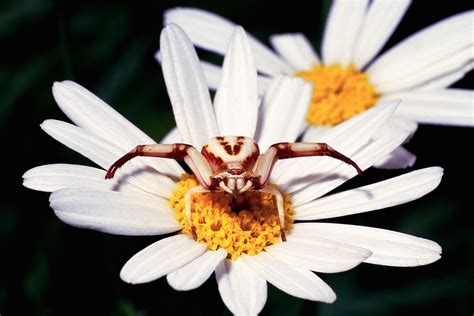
[105,136,362,241]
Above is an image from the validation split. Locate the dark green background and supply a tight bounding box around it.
[1,0,473,315]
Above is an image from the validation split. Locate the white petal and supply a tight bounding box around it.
[201,60,273,96]
[49,188,180,236]
[292,223,442,267]
[368,10,474,92]
[269,33,320,70]
[265,234,371,273]
[120,235,206,284]
[301,125,331,141]
[163,7,291,76]
[41,120,176,198]
[272,101,398,193]
[167,249,227,291]
[256,75,312,149]
[295,167,443,220]
[160,127,182,143]
[23,164,138,195]
[372,116,419,169]
[375,46,473,93]
[352,0,411,69]
[322,0,369,66]
[418,61,474,90]
[214,26,259,137]
[374,117,418,143]
[200,60,223,91]
[215,259,267,315]
[290,131,409,206]
[160,24,218,149]
[385,89,474,126]
[52,81,182,178]
[373,146,417,169]
[242,253,336,303]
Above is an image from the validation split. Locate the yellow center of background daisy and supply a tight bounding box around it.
[295,63,379,126]
[169,174,294,260]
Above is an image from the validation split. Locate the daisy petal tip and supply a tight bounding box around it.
[413,251,442,267]
[119,269,136,285]
[51,80,82,104]
[165,274,182,291]
[51,81,67,96]
[323,288,337,304]
[39,119,53,131]
[119,263,149,285]
[229,25,251,49]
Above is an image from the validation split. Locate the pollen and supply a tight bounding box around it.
[295,63,379,126]
[169,174,295,260]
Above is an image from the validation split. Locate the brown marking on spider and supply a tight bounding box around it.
[105,135,362,241]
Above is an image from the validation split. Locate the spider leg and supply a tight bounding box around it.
[105,143,214,188]
[184,185,210,238]
[255,142,362,186]
[259,186,286,242]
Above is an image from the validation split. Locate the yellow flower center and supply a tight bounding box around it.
[169,174,295,260]
[295,63,379,126]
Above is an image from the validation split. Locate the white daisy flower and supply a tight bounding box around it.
[23,25,443,315]
[162,3,474,169]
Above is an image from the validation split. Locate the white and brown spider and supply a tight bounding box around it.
[105,136,362,241]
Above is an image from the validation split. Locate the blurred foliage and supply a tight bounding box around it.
[1,0,473,315]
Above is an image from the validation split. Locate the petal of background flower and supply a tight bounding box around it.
[160,24,218,149]
[322,0,369,66]
[49,188,180,236]
[166,249,227,291]
[289,132,409,206]
[272,101,398,192]
[269,33,320,70]
[255,75,312,149]
[120,235,206,284]
[200,60,273,96]
[167,248,227,291]
[41,120,176,198]
[242,253,336,303]
[52,81,183,178]
[292,223,442,267]
[384,89,474,126]
[376,47,473,93]
[368,10,474,92]
[418,61,474,90]
[295,167,443,220]
[352,0,411,69]
[163,7,292,76]
[215,259,267,315]
[265,234,371,273]
[214,26,259,137]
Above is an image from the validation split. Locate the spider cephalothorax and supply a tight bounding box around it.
[105,136,362,241]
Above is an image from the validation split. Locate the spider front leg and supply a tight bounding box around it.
[105,143,214,189]
[255,142,363,187]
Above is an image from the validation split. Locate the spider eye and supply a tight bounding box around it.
[228,168,244,175]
